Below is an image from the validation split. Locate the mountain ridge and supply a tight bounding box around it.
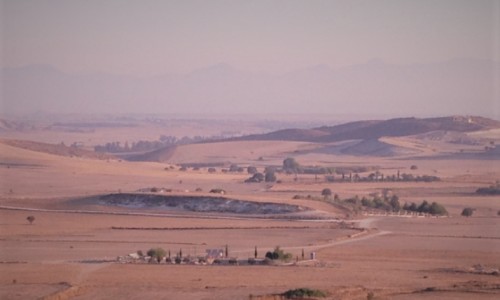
[2,58,499,116]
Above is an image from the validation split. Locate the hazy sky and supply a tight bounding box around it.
[2,0,499,75]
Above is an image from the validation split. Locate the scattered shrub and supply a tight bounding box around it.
[283,157,300,173]
[283,288,327,299]
[264,170,277,182]
[245,172,264,183]
[476,183,500,195]
[461,207,474,217]
[247,166,258,174]
[26,215,35,225]
[321,188,332,198]
[209,188,226,194]
[367,291,375,300]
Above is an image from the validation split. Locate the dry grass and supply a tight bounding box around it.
[1,123,499,299]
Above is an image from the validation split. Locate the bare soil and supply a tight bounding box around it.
[0,119,499,299]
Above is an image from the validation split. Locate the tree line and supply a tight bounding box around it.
[94,135,215,153]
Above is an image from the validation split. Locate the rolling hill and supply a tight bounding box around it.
[236,116,500,143]
[0,139,114,160]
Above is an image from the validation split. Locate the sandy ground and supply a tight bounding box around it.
[1,125,499,299]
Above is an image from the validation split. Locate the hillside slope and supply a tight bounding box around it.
[0,139,114,160]
[237,116,500,143]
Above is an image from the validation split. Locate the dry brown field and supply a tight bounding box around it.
[0,120,499,300]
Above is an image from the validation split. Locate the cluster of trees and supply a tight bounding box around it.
[476,182,500,195]
[245,167,277,183]
[332,171,440,183]
[282,288,327,299]
[402,200,448,216]
[95,140,167,153]
[282,158,439,183]
[265,246,293,262]
[146,248,167,263]
[94,135,211,153]
[140,247,196,264]
[359,195,402,212]
[319,189,448,216]
[282,158,370,175]
[331,193,402,212]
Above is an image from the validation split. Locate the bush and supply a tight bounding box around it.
[245,172,264,183]
[147,247,166,262]
[264,170,277,182]
[283,288,327,299]
[247,166,258,174]
[321,188,332,198]
[209,188,226,194]
[229,164,243,172]
[461,207,474,217]
[283,157,300,173]
[265,246,292,262]
[428,202,448,216]
[476,183,500,195]
[26,215,35,225]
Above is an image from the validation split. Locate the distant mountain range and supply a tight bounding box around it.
[1,58,499,116]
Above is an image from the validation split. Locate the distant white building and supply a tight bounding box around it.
[206,249,224,258]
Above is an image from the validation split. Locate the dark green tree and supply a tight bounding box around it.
[26,215,35,225]
[147,247,166,262]
[264,169,277,182]
[428,202,448,216]
[389,195,401,211]
[461,207,474,217]
[283,157,300,173]
[321,188,332,198]
[247,166,258,174]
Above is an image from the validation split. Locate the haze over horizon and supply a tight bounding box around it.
[1,0,499,118]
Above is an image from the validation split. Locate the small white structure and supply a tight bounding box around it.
[206,249,224,259]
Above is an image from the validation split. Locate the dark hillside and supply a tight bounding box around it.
[237,116,500,143]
